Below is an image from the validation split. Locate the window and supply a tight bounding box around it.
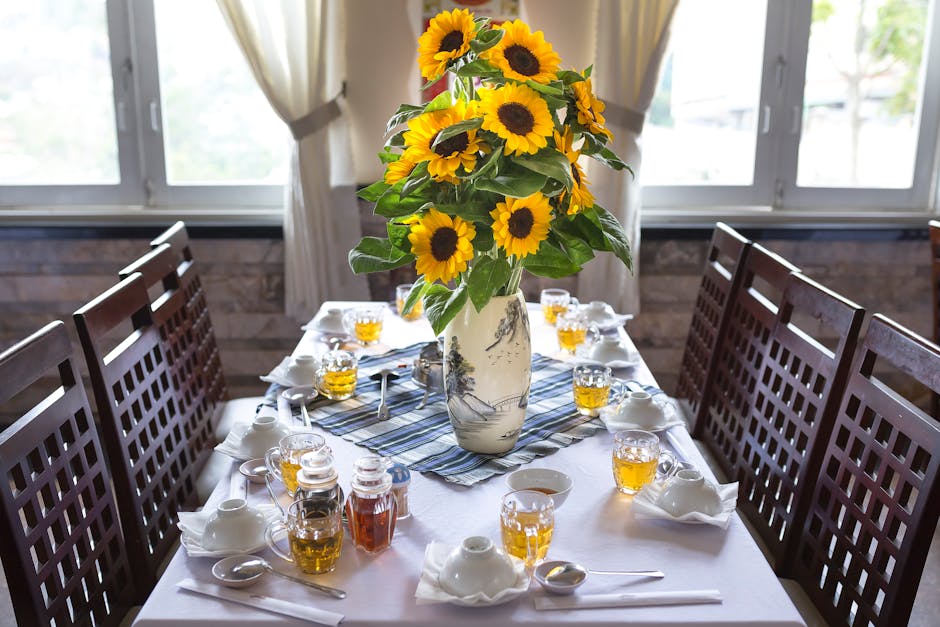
[643,0,940,214]
[0,0,287,208]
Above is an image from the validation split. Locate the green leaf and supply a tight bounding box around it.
[467,255,511,312]
[541,94,568,111]
[385,130,405,148]
[587,144,633,173]
[551,227,595,266]
[583,65,593,79]
[555,213,608,250]
[468,145,502,181]
[472,223,495,253]
[400,161,430,198]
[469,27,503,54]
[431,118,483,149]
[424,91,453,113]
[557,70,586,85]
[521,241,580,278]
[540,178,565,198]
[402,278,428,317]
[348,237,413,274]
[377,149,400,165]
[455,59,501,78]
[594,205,633,271]
[514,148,573,189]
[385,104,425,135]
[375,185,428,218]
[424,283,469,336]
[358,180,390,202]
[525,80,564,96]
[435,198,493,223]
[473,164,546,197]
[387,221,411,252]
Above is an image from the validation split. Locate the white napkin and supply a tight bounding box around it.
[261,356,303,388]
[597,400,686,433]
[178,578,344,626]
[534,589,722,611]
[177,504,280,557]
[213,412,292,462]
[632,481,739,529]
[415,542,529,607]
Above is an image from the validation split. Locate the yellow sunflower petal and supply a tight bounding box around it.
[408,208,476,284]
[478,83,554,156]
[490,192,552,258]
[417,9,476,81]
[572,76,614,140]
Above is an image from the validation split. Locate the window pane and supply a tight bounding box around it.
[154,1,287,185]
[0,0,118,185]
[644,0,767,186]
[798,0,930,188]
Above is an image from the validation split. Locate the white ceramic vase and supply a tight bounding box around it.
[443,292,531,454]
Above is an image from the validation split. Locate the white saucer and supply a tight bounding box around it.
[597,399,685,433]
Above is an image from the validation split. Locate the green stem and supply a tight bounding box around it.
[504,258,524,295]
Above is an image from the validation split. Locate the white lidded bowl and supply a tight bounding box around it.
[656,469,722,517]
[588,336,633,364]
[202,498,268,552]
[438,536,517,598]
[505,468,572,508]
[239,415,292,459]
[313,308,347,334]
[611,392,669,429]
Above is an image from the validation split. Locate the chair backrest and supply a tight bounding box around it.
[73,273,198,596]
[120,244,216,465]
[694,243,800,478]
[0,322,134,626]
[737,273,865,572]
[790,315,940,627]
[675,222,751,430]
[930,220,940,417]
[149,221,227,407]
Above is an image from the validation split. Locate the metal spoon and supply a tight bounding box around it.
[545,561,665,586]
[219,555,347,599]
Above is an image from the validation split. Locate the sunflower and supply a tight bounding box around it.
[572,75,613,141]
[478,83,553,156]
[482,19,560,85]
[418,9,476,81]
[490,192,552,258]
[383,154,416,185]
[408,208,477,284]
[404,100,484,181]
[553,126,594,215]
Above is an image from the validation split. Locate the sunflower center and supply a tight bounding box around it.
[507,207,535,239]
[430,226,459,261]
[439,30,465,53]
[571,163,582,185]
[505,44,540,76]
[497,103,535,136]
[432,131,470,157]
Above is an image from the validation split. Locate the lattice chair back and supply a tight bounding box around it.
[737,273,864,572]
[675,222,751,431]
[150,221,227,408]
[0,321,135,626]
[930,220,940,418]
[789,315,940,626]
[120,243,216,467]
[73,273,198,597]
[695,243,799,479]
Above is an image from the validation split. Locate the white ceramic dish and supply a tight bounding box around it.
[632,479,739,529]
[656,469,722,517]
[212,555,264,588]
[415,541,528,607]
[579,301,633,331]
[215,416,293,462]
[178,503,281,557]
[504,468,572,508]
[307,307,347,334]
[598,398,685,433]
[280,385,318,405]
[573,343,640,368]
[438,537,517,598]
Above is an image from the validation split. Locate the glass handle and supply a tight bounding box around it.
[264,474,286,516]
[264,448,282,482]
[264,522,293,563]
[524,525,539,568]
[657,451,680,481]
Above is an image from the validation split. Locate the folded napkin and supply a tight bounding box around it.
[261,356,304,388]
[597,399,687,434]
[534,589,722,611]
[177,504,280,557]
[213,412,292,461]
[178,578,344,626]
[415,542,529,607]
[632,481,739,529]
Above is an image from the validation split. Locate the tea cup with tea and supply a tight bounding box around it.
[499,490,554,568]
[316,350,358,400]
[344,306,385,345]
[505,468,572,508]
[264,433,326,496]
[265,497,344,574]
[611,429,679,495]
[540,288,571,325]
[556,308,600,354]
[571,365,629,417]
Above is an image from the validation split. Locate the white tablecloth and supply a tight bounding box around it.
[133,303,805,626]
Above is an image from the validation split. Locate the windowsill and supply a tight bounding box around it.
[0,206,284,227]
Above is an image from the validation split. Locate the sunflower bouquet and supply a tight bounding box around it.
[349,8,632,335]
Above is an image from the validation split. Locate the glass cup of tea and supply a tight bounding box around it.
[572,365,629,416]
[556,307,600,354]
[500,489,554,568]
[344,306,385,345]
[611,429,679,495]
[264,433,326,496]
[266,497,344,574]
[316,350,358,400]
[395,284,423,321]
[540,288,571,325]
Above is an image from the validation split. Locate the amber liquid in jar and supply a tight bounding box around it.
[346,492,397,554]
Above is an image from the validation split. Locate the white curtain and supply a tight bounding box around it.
[218,0,369,321]
[577,0,679,315]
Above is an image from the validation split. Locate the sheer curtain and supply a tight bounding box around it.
[217,0,369,320]
[576,0,679,314]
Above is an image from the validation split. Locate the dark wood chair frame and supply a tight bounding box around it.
[929,219,940,418]
[0,322,135,626]
[74,273,200,598]
[789,315,940,626]
[675,222,751,432]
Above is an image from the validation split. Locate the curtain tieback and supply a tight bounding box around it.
[287,81,346,141]
[604,103,646,135]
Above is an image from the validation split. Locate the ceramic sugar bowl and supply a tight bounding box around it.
[657,469,722,517]
[438,536,517,598]
[202,498,269,552]
[239,415,292,459]
[613,391,668,428]
[587,336,633,364]
[285,354,318,387]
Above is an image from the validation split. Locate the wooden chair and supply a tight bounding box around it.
[737,273,865,572]
[694,243,799,480]
[675,222,751,431]
[0,322,135,625]
[73,273,199,597]
[788,315,940,626]
[930,220,940,418]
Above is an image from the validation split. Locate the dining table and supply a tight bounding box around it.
[132,301,807,626]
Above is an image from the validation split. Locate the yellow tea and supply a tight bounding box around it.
[319,367,357,400]
[557,326,587,353]
[396,297,423,321]
[573,382,611,415]
[280,459,302,494]
[354,319,383,343]
[500,511,554,566]
[288,525,343,574]
[612,452,657,494]
[542,303,568,325]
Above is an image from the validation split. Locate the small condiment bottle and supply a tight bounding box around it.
[345,455,397,554]
[387,462,411,519]
[294,448,344,510]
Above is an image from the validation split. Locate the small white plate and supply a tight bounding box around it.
[177,506,281,557]
[281,385,318,405]
[597,399,686,433]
